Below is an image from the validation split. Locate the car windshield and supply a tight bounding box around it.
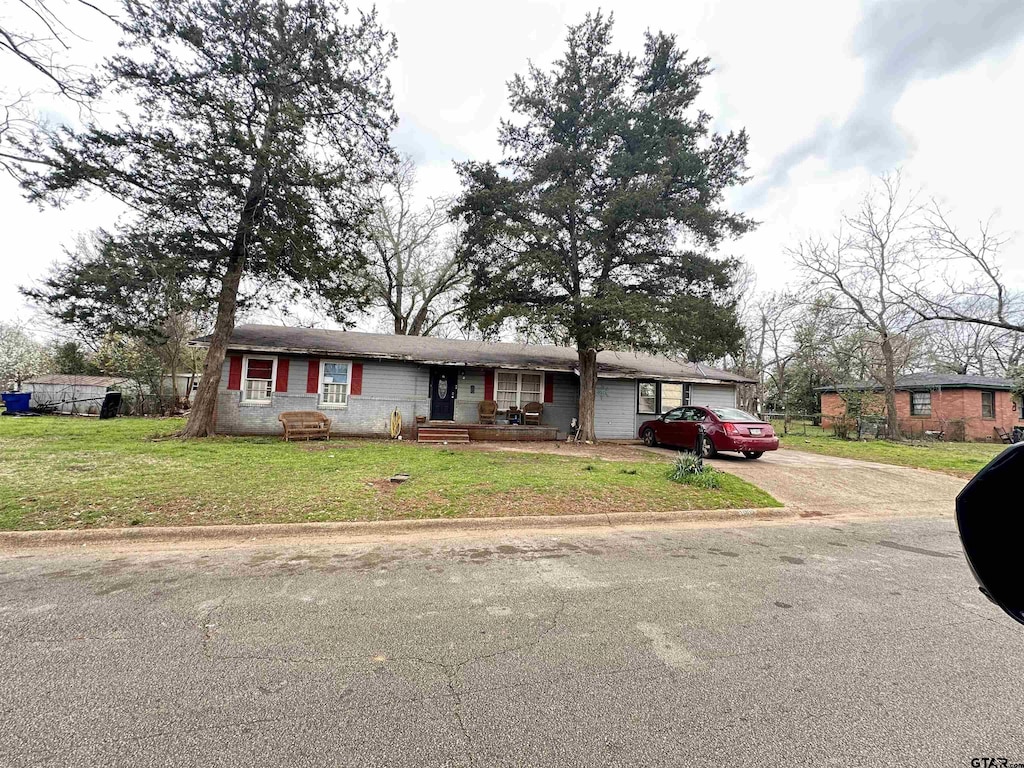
[710,408,760,422]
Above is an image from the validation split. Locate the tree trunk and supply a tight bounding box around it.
[880,334,899,440]
[180,252,246,437]
[577,346,598,442]
[180,103,278,437]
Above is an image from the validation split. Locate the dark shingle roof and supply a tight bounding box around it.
[816,372,1015,393]
[193,325,753,384]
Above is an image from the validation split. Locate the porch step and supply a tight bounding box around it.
[417,427,471,444]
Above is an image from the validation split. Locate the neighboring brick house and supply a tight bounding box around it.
[817,373,1024,442]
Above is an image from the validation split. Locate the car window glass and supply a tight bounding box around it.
[663,408,685,421]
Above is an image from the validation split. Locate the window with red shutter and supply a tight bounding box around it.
[275,358,290,393]
[227,355,242,390]
[306,359,320,394]
[351,362,363,396]
[242,356,275,402]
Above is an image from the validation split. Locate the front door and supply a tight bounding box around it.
[429,367,458,421]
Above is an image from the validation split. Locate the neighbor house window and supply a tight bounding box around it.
[636,381,686,413]
[638,382,657,414]
[981,390,996,419]
[320,360,351,407]
[242,356,275,402]
[910,391,931,416]
[495,371,543,410]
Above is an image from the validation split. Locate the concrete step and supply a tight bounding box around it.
[417,427,471,444]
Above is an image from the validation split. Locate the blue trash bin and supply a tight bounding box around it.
[1,392,32,414]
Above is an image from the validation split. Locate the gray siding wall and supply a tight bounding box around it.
[214,354,429,436]
[211,350,734,440]
[689,383,737,410]
[454,368,578,438]
[213,356,580,437]
[594,378,636,440]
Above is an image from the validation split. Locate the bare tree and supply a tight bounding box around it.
[791,172,924,439]
[364,156,469,336]
[905,202,1023,334]
[925,318,998,376]
[0,0,113,179]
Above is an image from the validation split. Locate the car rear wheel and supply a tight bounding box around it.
[700,435,717,458]
[642,428,657,447]
[743,451,764,459]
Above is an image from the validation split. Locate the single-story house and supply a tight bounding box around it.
[192,325,753,440]
[22,374,131,415]
[817,373,1024,442]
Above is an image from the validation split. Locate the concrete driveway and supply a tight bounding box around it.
[703,448,967,516]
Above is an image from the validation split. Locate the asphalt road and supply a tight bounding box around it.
[2,515,1022,767]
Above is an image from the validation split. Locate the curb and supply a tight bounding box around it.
[0,506,795,550]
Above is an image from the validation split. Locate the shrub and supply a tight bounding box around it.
[669,452,721,489]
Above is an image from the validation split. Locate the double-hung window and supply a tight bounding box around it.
[910,391,931,417]
[320,360,351,407]
[981,390,995,419]
[242,356,275,403]
[637,381,686,414]
[637,382,657,414]
[660,383,684,413]
[495,371,543,410]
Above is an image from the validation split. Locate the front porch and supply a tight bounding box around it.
[417,421,560,443]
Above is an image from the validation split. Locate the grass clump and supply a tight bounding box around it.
[669,452,721,489]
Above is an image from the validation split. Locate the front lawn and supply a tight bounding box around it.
[778,432,1006,477]
[0,417,780,530]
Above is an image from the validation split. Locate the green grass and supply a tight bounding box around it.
[0,416,780,530]
[778,431,1006,477]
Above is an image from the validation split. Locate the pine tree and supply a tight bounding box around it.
[454,14,752,441]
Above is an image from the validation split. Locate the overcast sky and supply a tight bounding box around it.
[2,0,1023,334]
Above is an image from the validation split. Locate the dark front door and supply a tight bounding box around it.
[429,367,458,421]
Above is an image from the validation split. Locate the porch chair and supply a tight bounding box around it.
[478,399,498,425]
[522,401,543,426]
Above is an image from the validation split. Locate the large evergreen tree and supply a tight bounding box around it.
[16,0,396,436]
[454,14,752,441]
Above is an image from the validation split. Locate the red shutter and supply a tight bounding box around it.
[543,374,554,404]
[227,355,242,390]
[306,359,320,394]
[484,369,494,400]
[275,358,289,393]
[350,362,363,396]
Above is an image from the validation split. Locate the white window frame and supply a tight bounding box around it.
[241,354,277,404]
[494,369,545,411]
[318,359,353,409]
[637,381,657,414]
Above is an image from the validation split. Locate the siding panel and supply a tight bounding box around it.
[594,378,636,439]
[689,384,737,410]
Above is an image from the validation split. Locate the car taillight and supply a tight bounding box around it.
[723,422,738,435]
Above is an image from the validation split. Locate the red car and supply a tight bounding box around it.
[638,406,779,459]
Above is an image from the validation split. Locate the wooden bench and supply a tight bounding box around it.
[279,411,331,441]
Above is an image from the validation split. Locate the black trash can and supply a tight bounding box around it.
[99,392,122,420]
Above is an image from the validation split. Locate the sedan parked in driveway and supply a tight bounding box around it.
[638,406,779,459]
